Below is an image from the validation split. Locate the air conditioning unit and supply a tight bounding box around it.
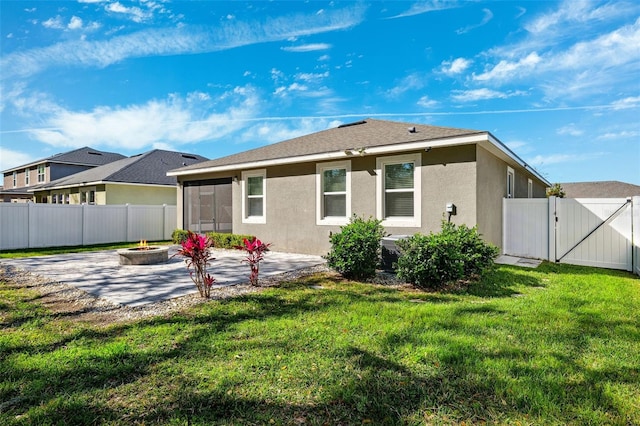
[381,235,409,271]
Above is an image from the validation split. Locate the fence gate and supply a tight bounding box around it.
[553,198,633,271]
[503,196,639,274]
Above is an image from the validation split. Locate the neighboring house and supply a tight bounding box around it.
[32,149,208,206]
[560,181,640,198]
[168,119,550,255]
[1,146,126,203]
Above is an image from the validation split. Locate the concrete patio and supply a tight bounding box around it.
[1,246,325,307]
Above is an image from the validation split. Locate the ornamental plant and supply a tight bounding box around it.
[240,237,272,286]
[174,231,216,298]
[395,221,499,290]
[325,215,386,280]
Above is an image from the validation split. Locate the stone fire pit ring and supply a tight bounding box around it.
[117,246,170,265]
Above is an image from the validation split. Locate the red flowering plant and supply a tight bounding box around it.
[174,231,215,298]
[239,237,272,286]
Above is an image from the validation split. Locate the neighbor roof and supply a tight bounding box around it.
[2,146,126,174]
[34,149,208,190]
[560,181,640,198]
[168,118,549,185]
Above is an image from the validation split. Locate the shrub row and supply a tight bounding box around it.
[325,216,498,289]
[171,229,254,250]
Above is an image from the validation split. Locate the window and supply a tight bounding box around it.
[316,161,351,225]
[527,178,533,198]
[25,168,30,186]
[507,167,515,198]
[376,153,421,227]
[242,169,266,223]
[81,188,96,204]
[37,165,45,183]
[12,171,17,188]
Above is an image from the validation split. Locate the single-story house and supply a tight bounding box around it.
[32,149,207,205]
[1,146,126,203]
[560,181,640,198]
[168,119,550,255]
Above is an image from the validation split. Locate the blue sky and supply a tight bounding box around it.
[1,0,639,185]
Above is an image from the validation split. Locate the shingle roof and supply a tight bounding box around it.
[170,118,484,173]
[2,146,126,173]
[560,181,640,198]
[36,150,208,190]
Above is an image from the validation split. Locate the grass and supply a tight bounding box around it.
[0,262,638,425]
[0,241,172,258]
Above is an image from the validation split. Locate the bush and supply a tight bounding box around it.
[172,230,255,249]
[206,232,255,250]
[395,222,499,289]
[325,215,386,280]
[171,229,189,244]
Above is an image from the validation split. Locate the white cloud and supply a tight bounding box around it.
[610,96,640,110]
[0,148,36,173]
[389,1,460,19]
[23,87,261,150]
[597,130,640,140]
[240,118,339,145]
[456,8,493,34]
[106,2,152,23]
[281,43,332,52]
[68,16,83,30]
[42,16,64,30]
[2,5,365,80]
[528,152,604,167]
[385,73,426,98]
[451,88,526,102]
[417,96,438,108]
[295,71,329,83]
[440,57,471,76]
[556,124,584,137]
[473,52,541,82]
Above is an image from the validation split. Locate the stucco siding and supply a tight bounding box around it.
[476,145,507,248]
[105,184,177,205]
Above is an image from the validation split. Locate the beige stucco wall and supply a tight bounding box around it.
[105,184,177,205]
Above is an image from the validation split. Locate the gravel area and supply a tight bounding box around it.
[0,263,333,326]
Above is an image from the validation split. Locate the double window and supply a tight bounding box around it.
[316,161,351,225]
[242,169,266,223]
[25,168,30,186]
[376,153,421,227]
[81,188,96,204]
[37,165,45,183]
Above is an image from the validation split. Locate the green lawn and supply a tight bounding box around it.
[1,262,638,425]
[0,241,172,259]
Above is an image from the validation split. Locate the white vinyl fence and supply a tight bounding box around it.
[0,203,176,250]
[504,196,640,275]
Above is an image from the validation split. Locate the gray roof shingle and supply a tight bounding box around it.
[560,181,640,198]
[170,118,484,173]
[2,146,126,173]
[37,150,208,189]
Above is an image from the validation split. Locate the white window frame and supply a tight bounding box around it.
[37,165,45,183]
[376,153,421,228]
[25,168,30,186]
[242,169,266,224]
[80,187,96,205]
[527,178,533,198]
[12,171,17,188]
[316,161,351,226]
[507,166,515,199]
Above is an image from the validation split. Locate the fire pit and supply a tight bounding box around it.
[117,240,169,265]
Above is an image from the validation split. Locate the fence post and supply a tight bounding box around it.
[633,196,640,276]
[548,196,556,262]
[126,203,132,242]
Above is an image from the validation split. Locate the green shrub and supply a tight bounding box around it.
[206,232,255,249]
[325,215,386,280]
[172,230,255,250]
[171,229,189,244]
[395,222,499,289]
